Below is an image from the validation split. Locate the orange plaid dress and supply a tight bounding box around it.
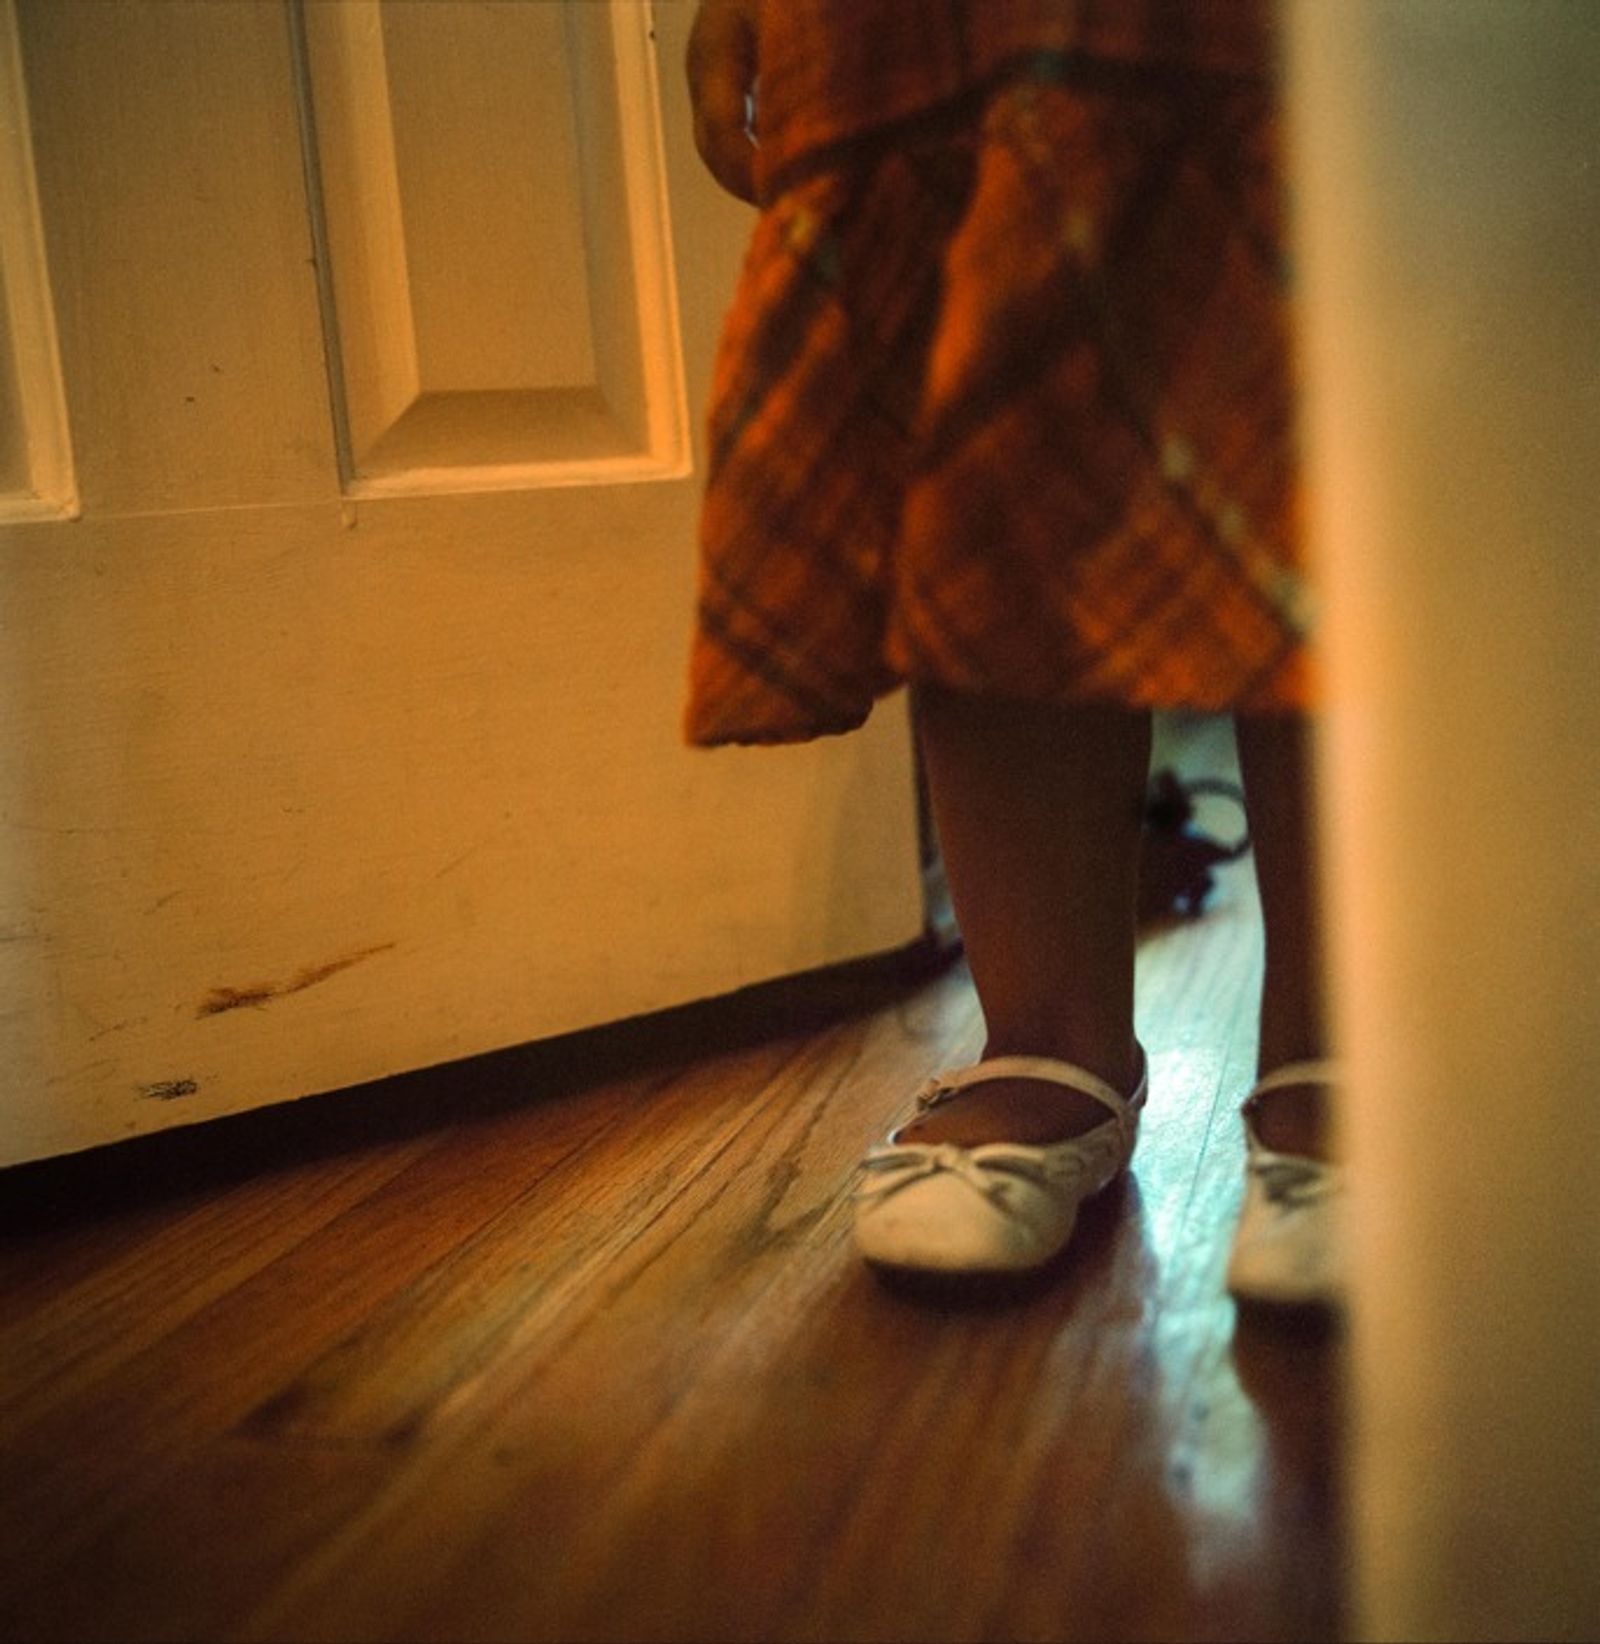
[685,0,1312,747]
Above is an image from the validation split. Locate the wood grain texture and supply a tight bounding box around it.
[0,779,1343,1642]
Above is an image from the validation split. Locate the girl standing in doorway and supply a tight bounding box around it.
[684,0,1337,1303]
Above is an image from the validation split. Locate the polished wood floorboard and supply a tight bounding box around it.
[0,792,1343,1641]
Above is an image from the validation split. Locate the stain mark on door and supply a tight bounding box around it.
[139,1079,199,1101]
[197,942,396,1019]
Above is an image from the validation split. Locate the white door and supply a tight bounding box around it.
[0,0,925,1167]
[1290,2,1600,1635]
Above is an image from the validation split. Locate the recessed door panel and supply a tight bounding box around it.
[299,0,689,492]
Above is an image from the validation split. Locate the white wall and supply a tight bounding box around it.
[1288,3,1600,1638]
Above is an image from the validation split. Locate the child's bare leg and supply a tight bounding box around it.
[903,686,1150,1146]
[1234,711,1332,1159]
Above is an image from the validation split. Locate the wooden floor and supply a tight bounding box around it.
[0,785,1343,1642]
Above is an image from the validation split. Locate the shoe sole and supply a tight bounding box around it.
[865,1259,1069,1307]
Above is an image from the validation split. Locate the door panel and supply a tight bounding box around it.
[299,0,687,488]
[0,0,924,1166]
[0,0,71,519]
[13,0,335,517]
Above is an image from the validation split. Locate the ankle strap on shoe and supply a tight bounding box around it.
[922,1051,1148,1129]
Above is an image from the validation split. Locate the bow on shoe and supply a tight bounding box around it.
[854,1142,1082,1215]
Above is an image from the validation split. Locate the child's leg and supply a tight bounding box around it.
[903,685,1150,1146]
[1234,711,1333,1158]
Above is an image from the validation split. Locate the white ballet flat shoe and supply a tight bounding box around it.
[852,1053,1147,1276]
[1226,1060,1343,1308]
